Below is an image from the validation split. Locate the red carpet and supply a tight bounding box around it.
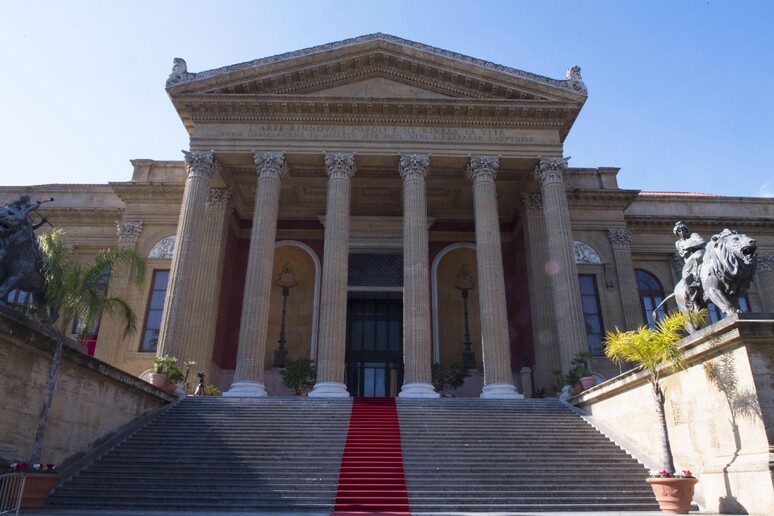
[333,397,410,514]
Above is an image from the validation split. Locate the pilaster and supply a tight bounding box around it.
[608,228,645,330]
[535,156,587,371]
[225,152,286,397]
[309,152,356,397]
[756,254,774,312]
[94,220,143,364]
[467,155,520,399]
[398,154,439,398]
[157,150,215,361]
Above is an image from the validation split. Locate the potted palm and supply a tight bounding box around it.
[25,229,144,506]
[149,355,185,392]
[604,309,706,514]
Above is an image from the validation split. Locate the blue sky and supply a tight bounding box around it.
[0,0,772,197]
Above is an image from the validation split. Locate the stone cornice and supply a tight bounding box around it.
[37,207,124,226]
[624,216,774,231]
[109,183,186,203]
[166,33,587,98]
[566,189,640,210]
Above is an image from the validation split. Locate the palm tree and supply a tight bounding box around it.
[603,309,706,474]
[31,229,144,464]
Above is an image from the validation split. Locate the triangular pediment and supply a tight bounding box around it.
[166,33,587,102]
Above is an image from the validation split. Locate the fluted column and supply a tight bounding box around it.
[309,153,356,397]
[756,254,774,312]
[467,156,521,399]
[224,153,286,397]
[177,188,232,383]
[608,228,644,330]
[534,156,587,372]
[94,221,143,364]
[519,193,560,390]
[398,154,439,398]
[157,150,215,360]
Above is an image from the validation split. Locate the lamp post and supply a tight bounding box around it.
[274,261,297,368]
[454,264,476,369]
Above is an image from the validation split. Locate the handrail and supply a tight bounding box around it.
[0,473,26,516]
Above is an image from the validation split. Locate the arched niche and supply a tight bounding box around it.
[263,241,320,368]
[431,243,481,368]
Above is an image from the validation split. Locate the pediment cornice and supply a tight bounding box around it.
[109,183,185,203]
[166,34,587,101]
[567,189,641,210]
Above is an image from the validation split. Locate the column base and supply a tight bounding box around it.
[308,381,350,397]
[398,382,440,398]
[223,380,268,397]
[480,383,524,399]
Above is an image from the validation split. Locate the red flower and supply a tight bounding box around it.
[682,470,692,477]
[15,462,29,471]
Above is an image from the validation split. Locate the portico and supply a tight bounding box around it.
[155,34,591,398]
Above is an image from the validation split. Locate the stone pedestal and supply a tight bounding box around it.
[398,154,439,398]
[309,153,356,398]
[535,156,587,372]
[467,156,520,399]
[225,152,286,397]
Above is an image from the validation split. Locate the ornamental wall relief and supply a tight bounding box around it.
[148,235,176,259]
[573,241,602,265]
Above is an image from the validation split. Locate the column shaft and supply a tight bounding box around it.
[467,156,520,399]
[519,194,560,390]
[535,157,587,372]
[225,153,286,397]
[756,254,774,311]
[609,229,644,330]
[177,189,231,384]
[399,154,438,398]
[309,153,356,397]
[157,151,214,360]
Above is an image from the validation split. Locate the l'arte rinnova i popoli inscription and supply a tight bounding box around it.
[206,124,542,144]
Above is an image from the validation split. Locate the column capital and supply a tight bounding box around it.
[206,188,232,210]
[757,253,774,273]
[399,153,430,181]
[519,192,543,214]
[116,220,143,243]
[253,151,287,180]
[534,156,571,185]
[182,150,216,180]
[324,152,356,180]
[608,228,633,249]
[466,155,500,183]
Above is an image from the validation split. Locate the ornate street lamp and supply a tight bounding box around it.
[273,261,297,368]
[454,264,476,369]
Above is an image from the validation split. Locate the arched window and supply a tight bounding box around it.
[637,270,666,328]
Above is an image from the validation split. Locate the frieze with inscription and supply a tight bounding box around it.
[199,124,545,145]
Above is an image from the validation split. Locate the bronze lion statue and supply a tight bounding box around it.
[658,228,758,333]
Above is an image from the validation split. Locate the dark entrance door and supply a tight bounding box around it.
[345,291,403,397]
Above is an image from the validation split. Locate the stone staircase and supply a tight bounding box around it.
[48,396,658,512]
[399,398,658,512]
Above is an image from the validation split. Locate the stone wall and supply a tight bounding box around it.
[571,313,774,515]
[0,308,174,468]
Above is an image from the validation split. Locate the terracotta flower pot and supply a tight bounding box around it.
[580,376,598,390]
[148,373,168,389]
[646,476,698,514]
[21,473,60,510]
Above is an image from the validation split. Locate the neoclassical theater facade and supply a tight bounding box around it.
[3,34,773,397]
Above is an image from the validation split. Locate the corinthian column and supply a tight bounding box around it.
[157,150,215,360]
[224,152,286,397]
[608,228,644,329]
[756,254,774,312]
[534,156,587,371]
[467,156,520,399]
[398,154,439,398]
[519,193,560,391]
[309,153,356,397]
